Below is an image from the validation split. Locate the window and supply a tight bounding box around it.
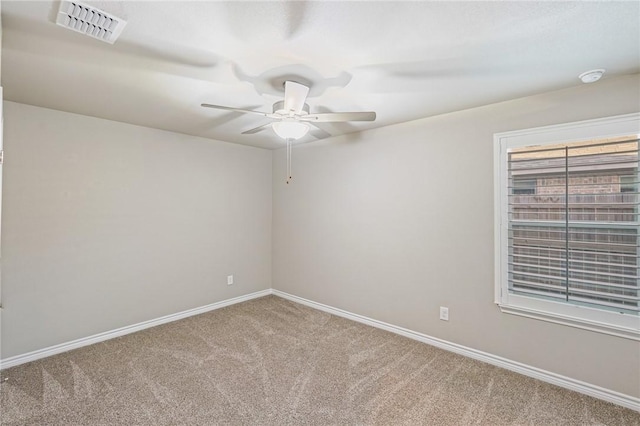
[512,178,536,195]
[620,175,637,193]
[495,113,640,340]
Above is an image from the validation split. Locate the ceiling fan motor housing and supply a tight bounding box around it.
[272,100,310,115]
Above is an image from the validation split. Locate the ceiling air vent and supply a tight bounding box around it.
[56,1,127,44]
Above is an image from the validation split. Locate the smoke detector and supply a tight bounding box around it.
[56,1,127,44]
[578,69,605,84]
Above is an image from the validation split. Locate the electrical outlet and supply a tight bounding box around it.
[439,306,449,321]
[227,275,234,286]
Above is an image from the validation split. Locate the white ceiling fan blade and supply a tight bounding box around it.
[241,122,273,135]
[308,124,332,140]
[283,81,309,115]
[299,111,376,122]
[201,103,274,117]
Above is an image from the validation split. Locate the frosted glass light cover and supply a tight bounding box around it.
[272,121,309,140]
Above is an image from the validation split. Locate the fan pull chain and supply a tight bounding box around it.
[286,138,293,184]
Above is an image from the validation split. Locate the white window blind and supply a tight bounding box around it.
[508,138,639,314]
[494,113,640,340]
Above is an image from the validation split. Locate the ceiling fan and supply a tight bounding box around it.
[202,81,376,184]
[201,80,376,140]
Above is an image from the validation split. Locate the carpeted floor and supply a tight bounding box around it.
[0,295,638,425]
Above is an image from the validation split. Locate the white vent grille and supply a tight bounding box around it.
[56,1,127,44]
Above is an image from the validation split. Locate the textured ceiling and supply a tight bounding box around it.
[2,1,640,149]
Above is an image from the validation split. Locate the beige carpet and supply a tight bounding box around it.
[0,295,638,425]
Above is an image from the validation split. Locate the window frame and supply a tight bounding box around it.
[494,113,640,341]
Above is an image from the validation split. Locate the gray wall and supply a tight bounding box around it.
[1,102,272,359]
[272,74,640,398]
[0,2,3,365]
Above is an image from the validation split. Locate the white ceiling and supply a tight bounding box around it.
[2,1,639,149]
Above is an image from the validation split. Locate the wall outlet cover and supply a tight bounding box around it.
[439,306,449,321]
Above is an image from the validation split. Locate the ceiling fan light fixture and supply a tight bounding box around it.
[272,121,309,140]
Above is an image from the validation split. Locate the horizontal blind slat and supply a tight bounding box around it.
[510,253,639,269]
[508,138,639,156]
[510,262,639,282]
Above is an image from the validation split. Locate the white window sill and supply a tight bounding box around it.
[498,296,640,341]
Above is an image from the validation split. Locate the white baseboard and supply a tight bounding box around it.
[0,289,272,370]
[272,289,640,412]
